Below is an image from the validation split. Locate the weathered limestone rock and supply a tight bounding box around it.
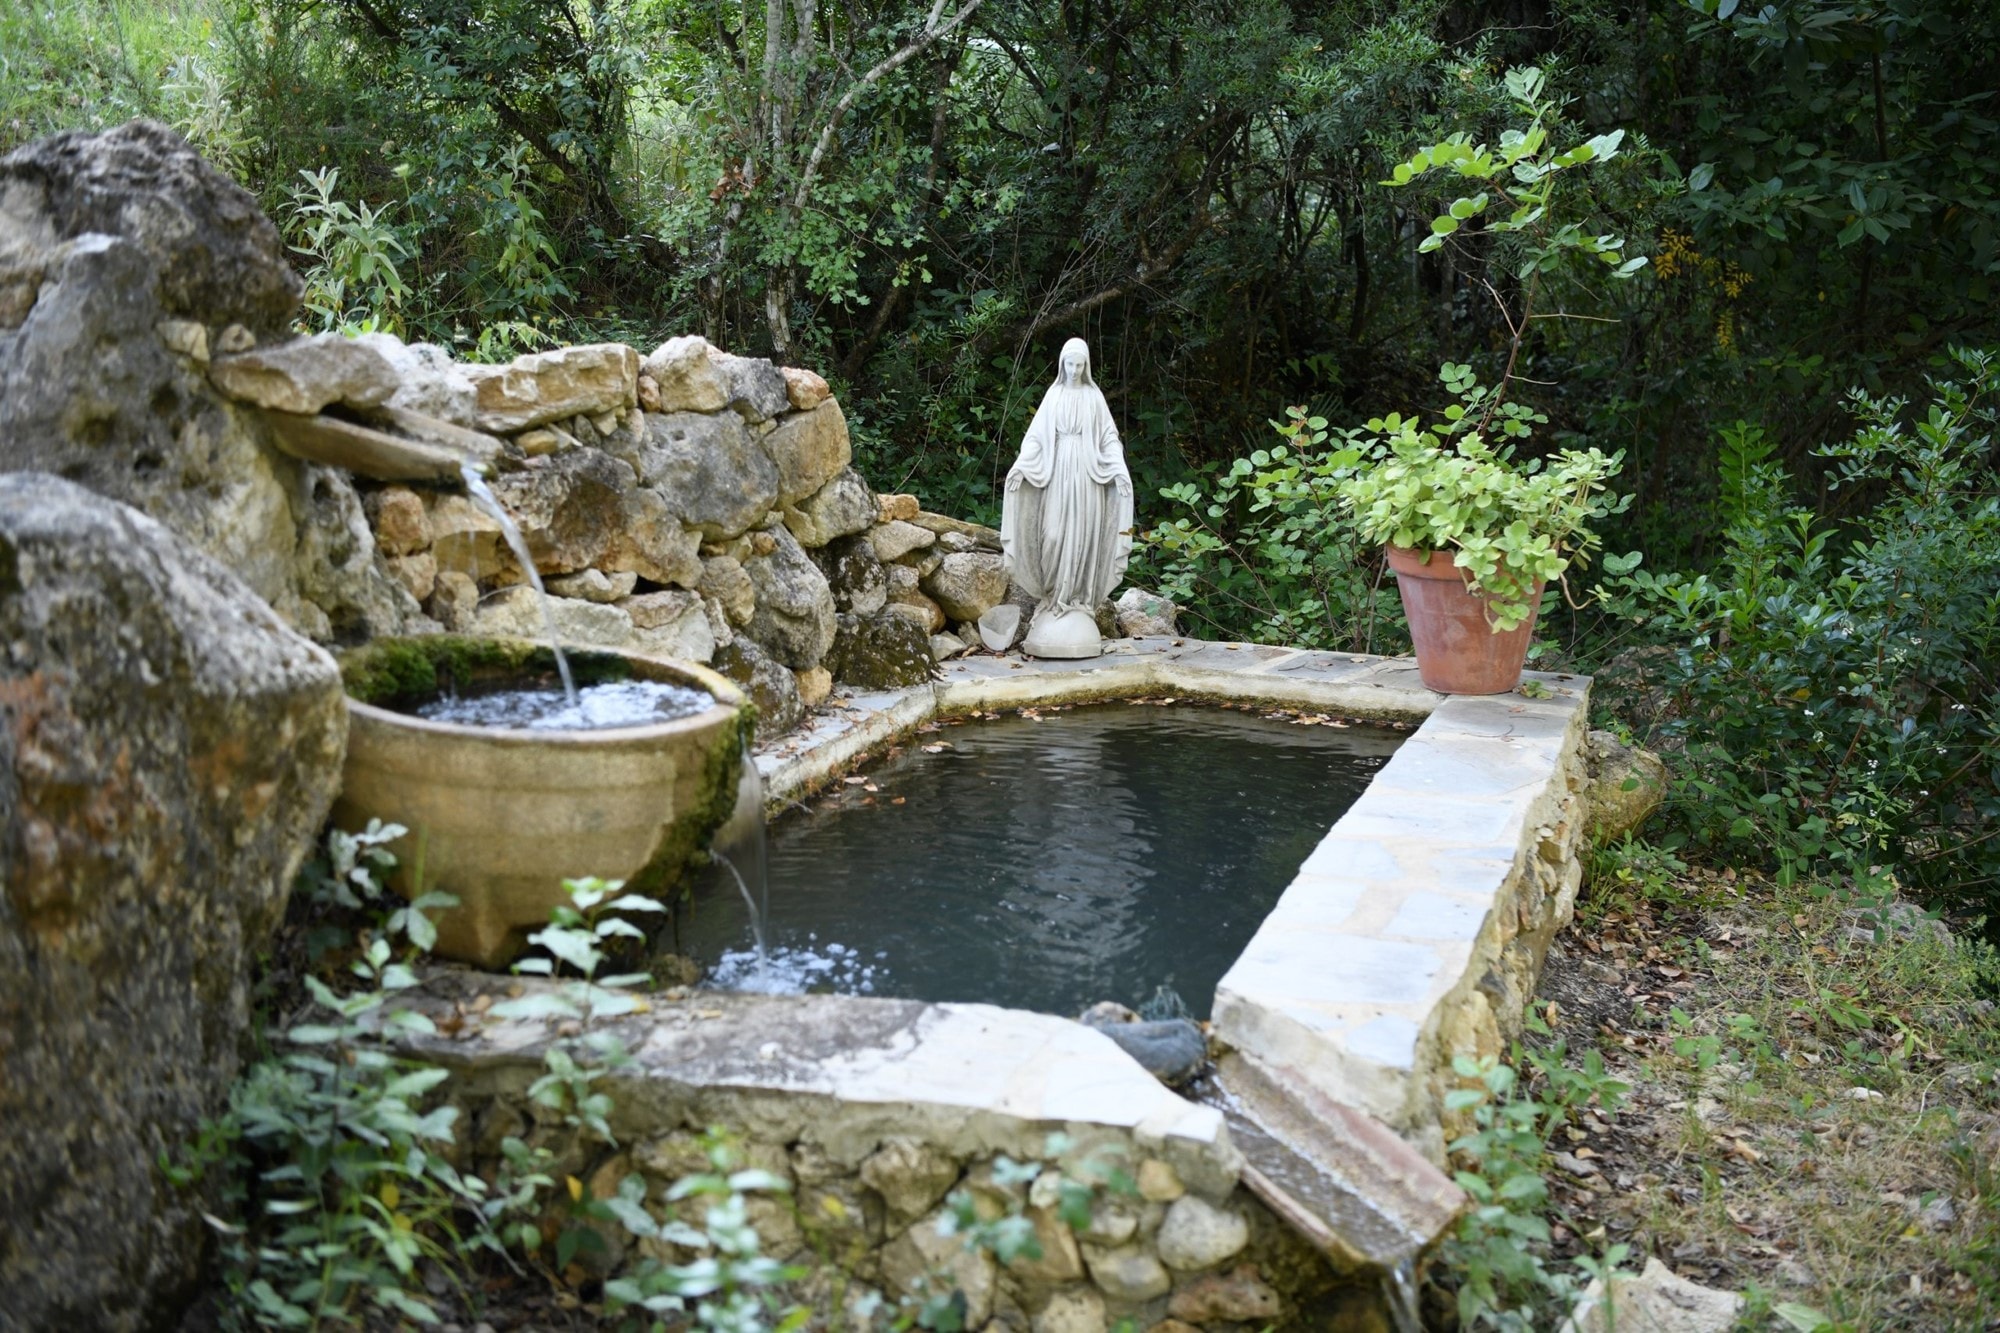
[0,122,408,642]
[354,333,480,426]
[426,493,515,583]
[860,1138,960,1222]
[463,343,639,433]
[714,638,804,737]
[795,665,832,707]
[743,524,837,671]
[871,519,937,563]
[782,364,830,410]
[1032,1288,1106,1333]
[1582,729,1668,845]
[598,487,703,590]
[475,585,634,648]
[783,467,878,549]
[878,492,921,523]
[546,568,637,603]
[1083,1246,1171,1303]
[631,596,717,663]
[641,336,728,413]
[368,486,431,556]
[1115,587,1179,638]
[931,632,968,661]
[624,411,780,540]
[1136,1160,1185,1203]
[155,318,208,363]
[1167,1265,1282,1323]
[814,533,888,616]
[0,120,300,335]
[1011,1201,1086,1284]
[825,610,936,689]
[1559,1257,1744,1333]
[258,408,477,482]
[487,449,640,575]
[386,551,436,602]
[698,555,756,626]
[428,568,479,629]
[714,350,791,424]
[0,474,346,1332]
[922,552,1009,623]
[912,509,1003,551]
[1154,1196,1250,1271]
[209,333,398,415]
[762,398,851,505]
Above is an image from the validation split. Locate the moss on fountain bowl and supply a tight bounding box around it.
[334,635,755,968]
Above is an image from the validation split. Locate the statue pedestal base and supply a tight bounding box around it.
[1022,607,1102,659]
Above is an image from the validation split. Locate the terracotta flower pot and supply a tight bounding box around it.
[1385,545,1543,695]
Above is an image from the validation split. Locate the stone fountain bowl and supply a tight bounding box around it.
[333,635,753,968]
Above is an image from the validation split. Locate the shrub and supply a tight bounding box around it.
[1600,347,2000,914]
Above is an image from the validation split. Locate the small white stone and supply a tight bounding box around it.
[1155,1195,1249,1271]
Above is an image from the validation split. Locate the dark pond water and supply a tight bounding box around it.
[411,679,712,730]
[681,703,1404,1019]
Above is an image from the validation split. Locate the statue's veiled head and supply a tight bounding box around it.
[1056,337,1094,388]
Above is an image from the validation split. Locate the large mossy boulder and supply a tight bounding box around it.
[0,119,412,643]
[825,609,938,689]
[0,473,348,1330]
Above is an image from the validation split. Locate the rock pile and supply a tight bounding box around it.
[203,327,1026,732]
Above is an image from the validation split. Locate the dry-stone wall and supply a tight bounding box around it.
[284,330,1021,735]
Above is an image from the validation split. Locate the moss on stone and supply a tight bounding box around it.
[339,634,634,709]
[625,699,756,909]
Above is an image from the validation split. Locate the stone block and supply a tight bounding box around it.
[463,342,639,433]
[859,1138,960,1222]
[1154,1196,1249,1271]
[877,491,920,523]
[782,364,830,410]
[761,398,851,505]
[922,551,1009,622]
[1167,1264,1282,1322]
[641,335,728,413]
[782,466,877,548]
[743,524,837,670]
[627,411,780,540]
[1083,1245,1170,1303]
[546,568,638,603]
[370,485,432,555]
[870,518,936,563]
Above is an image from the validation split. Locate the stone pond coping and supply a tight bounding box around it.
[750,636,1593,1165]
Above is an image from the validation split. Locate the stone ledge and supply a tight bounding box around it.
[397,981,1242,1199]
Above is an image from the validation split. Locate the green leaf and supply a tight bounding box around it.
[1774,1303,1835,1333]
[1688,162,1715,192]
[1430,214,1460,237]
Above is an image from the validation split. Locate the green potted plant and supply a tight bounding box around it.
[1338,366,1627,692]
[1341,67,1641,693]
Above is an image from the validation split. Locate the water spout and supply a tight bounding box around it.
[459,461,575,706]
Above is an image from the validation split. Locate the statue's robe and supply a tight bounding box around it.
[1001,342,1134,615]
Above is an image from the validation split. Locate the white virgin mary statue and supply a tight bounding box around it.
[996,338,1135,658]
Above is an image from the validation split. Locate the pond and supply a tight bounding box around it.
[680,703,1406,1019]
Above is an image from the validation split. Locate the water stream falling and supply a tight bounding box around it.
[459,460,575,706]
[1382,1258,1423,1333]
